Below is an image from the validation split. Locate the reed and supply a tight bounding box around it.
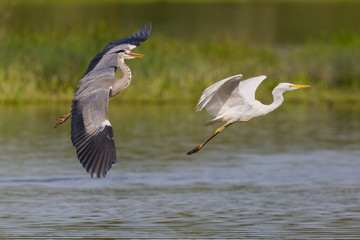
[1,1,359,104]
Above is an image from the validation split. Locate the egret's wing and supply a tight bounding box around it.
[238,75,267,102]
[211,75,267,117]
[71,85,116,178]
[83,23,152,78]
[195,74,243,116]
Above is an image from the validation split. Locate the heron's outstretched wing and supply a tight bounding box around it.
[71,86,116,178]
[195,74,243,116]
[83,23,152,78]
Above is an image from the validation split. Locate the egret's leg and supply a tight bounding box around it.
[54,112,71,128]
[187,122,233,155]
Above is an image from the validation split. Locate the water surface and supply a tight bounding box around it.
[0,104,359,238]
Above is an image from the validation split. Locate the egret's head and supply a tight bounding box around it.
[276,83,311,92]
[117,49,144,60]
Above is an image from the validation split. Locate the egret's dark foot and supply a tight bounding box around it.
[54,113,71,128]
[187,145,202,155]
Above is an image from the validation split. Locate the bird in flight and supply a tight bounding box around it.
[55,23,152,178]
[187,74,311,155]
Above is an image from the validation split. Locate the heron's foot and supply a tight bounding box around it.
[187,145,202,155]
[54,113,71,128]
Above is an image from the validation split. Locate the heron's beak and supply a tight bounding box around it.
[292,84,312,88]
[126,51,144,58]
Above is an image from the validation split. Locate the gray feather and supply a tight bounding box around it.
[83,23,152,77]
[71,88,117,178]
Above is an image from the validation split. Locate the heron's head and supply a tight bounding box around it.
[276,83,311,93]
[117,49,144,60]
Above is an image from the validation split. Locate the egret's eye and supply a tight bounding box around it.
[289,85,294,88]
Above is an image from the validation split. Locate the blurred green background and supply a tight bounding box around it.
[1,0,359,104]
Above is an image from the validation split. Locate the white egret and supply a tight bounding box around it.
[187,74,311,155]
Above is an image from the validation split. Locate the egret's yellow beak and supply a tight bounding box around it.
[292,84,312,88]
[126,51,144,58]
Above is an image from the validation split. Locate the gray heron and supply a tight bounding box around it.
[55,23,152,178]
[187,74,311,155]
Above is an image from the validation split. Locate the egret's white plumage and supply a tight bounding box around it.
[196,74,270,125]
[187,74,311,155]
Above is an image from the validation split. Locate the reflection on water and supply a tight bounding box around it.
[0,104,359,238]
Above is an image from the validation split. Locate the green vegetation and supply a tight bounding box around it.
[1,1,359,105]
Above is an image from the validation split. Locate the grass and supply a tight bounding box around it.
[1,1,360,105]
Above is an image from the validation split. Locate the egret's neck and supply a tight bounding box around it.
[266,87,285,113]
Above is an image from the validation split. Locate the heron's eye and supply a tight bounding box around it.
[118,50,125,53]
[289,85,293,88]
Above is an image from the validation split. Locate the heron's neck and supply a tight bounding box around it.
[111,56,132,97]
[118,57,132,86]
[266,87,285,113]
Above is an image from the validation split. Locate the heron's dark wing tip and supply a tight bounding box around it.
[73,124,117,179]
[131,22,152,46]
[147,22,152,37]
[71,99,117,179]
[82,22,152,77]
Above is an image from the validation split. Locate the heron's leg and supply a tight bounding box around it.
[54,112,71,128]
[187,122,233,155]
